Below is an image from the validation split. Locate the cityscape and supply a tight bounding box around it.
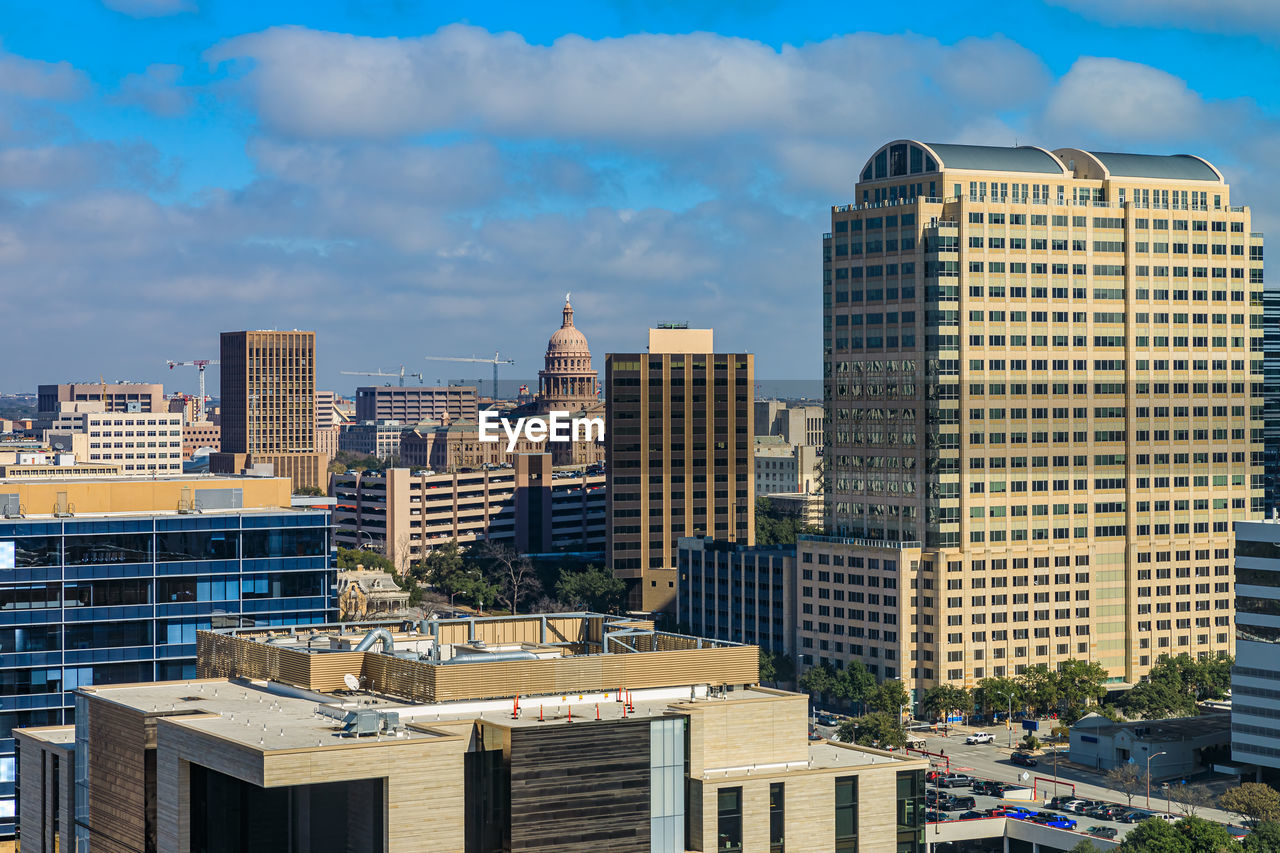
[1,2,1279,852]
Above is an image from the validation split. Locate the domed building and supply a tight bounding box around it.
[538,295,599,411]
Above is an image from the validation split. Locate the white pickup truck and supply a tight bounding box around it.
[964,731,995,744]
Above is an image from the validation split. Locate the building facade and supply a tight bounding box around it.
[1231,518,1280,782]
[333,454,605,570]
[17,613,927,853]
[538,297,600,411]
[677,537,796,656]
[1265,290,1280,512]
[0,474,333,837]
[181,421,220,460]
[755,400,825,448]
[354,385,479,424]
[339,420,408,459]
[36,383,165,425]
[819,140,1262,695]
[606,328,755,614]
[211,330,324,491]
[46,404,183,475]
[398,421,545,471]
[755,435,820,497]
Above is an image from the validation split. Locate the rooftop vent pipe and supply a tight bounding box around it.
[354,627,394,654]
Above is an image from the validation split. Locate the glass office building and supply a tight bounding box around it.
[0,502,333,835]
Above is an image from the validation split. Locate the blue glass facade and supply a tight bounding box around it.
[0,508,334,834]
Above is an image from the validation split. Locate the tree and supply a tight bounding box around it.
[416,540,497,609]
[838,711,906,750]
[754,497,815,545]
[1070,841,1103,853]
[554,564,627,613]
[1167,783,1217,818]
[1020,733,1041,752]
[869,679,910,716]
[336,545,394,573]
[1242,821,1280,852]
[799,663,836,703]
[833,662,876,708]
[1123,653,1236,720]
[1220,783,1280,825]
[1104,763,1149,807]
[1172,815,1238,851]
[758,650,795,688]
[476,543,541,614]
[920,684,971,722]
[414,539,464,585]
[1018,664,1059,716]
[974,676,1024,716]
[293,485,324,497]
[1117,818,1189,853]
[1057,658,1109,720]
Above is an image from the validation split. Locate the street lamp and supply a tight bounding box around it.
[1146,751,1168,808]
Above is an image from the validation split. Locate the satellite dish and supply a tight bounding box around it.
[53,442,65,451]
[343,673,360,691]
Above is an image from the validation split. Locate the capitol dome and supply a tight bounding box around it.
[539,295,598,408]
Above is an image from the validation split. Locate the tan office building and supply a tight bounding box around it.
[46,404,183,475]
[606,327,754,614]
[211,330,324,491]
[36,382,165,421]
[354,385,479,423]
[16,613,928,853]
[812,140,1264,696]
[333,454,605,570]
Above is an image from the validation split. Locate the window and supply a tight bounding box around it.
[836,776,858,853]
[771,783,785,853]
[718,787,744,853]
[896,770,925,853]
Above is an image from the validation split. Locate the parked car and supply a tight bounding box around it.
[925,811,947,823]
[1010,752,1038,767]
[1003,807,1036,821]
[965,731,995,744]
[1065,800,1100,814]
[1084,805,1118,821]
[958,810,986,821]
[1101,806,1130,820]
[947,796,976,811]
[1120,810,1152,823]
[1046,796,1073,810]
[1088,826,1119,839]
[1044,815,1078,830]
[974,781,1008,797]
[1152,813,1181,823]
[938,773,976,788]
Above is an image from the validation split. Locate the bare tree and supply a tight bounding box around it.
[1167,783,1216,817]
[393,532,413,578]
[1103,763,1148,807]
[479,543,542,615]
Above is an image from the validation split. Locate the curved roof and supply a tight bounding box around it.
[1085,151,1221,182]
[923,143,1066,175]
[547,298,591,356]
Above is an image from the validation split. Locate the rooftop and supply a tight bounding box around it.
[924,142,1066,175]
[1074,711,1230,741]
[1086,151,1221,182]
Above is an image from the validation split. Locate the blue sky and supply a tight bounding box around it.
[0,0,1276,394]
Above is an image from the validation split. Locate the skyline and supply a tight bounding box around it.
[1,0,1278,395]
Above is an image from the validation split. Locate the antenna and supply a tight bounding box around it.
[343,673,360,691]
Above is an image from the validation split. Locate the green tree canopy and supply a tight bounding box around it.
[1018,664,1059,716]
[832,662,876,706]
[1116,817,1189,852]
[553,564,627,613]
[1242,821,1280,852]
[837,711,907,750]
[1220,783,1280,825]
[869,679,910,715]
[336,546,395,573]
[754,497,816,545]
[920,684,971,721]
[758,650,795,688]
[799,663,836,700]
[974,676,1025,715]
[1122,653,1235,720]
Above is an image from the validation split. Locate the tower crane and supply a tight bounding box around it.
[165,359,219,421]
[422,353,514,400]
[339,366,424,387]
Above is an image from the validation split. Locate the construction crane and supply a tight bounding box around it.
[165,359,219,421]
[339,365,424,387]
[423,352,514,400]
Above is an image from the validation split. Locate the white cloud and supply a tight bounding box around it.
[1050,0,1280,35]
[0,49,87,100]
[113,64,193,116]
[1042,57,1210,141]
[207,25,1049,144]
[102,0,196,18]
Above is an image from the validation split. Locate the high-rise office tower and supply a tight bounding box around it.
[606,326,754,613]
[808,140,1264,695]
[211,330,324,491]
[1264,290,1280,511]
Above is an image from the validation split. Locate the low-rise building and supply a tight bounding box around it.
[36,382,165,429]
[181,421,220,459]
[355,385,478,424]
[340,420,408,459]
[1070,711,1231,777]
[754,399,824,448]
[754,435,820,496]
[333,454,605,569]
[45,402,183,475]
[17,612,928,853]
[677,537,796,656]
[337,567,411,619]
